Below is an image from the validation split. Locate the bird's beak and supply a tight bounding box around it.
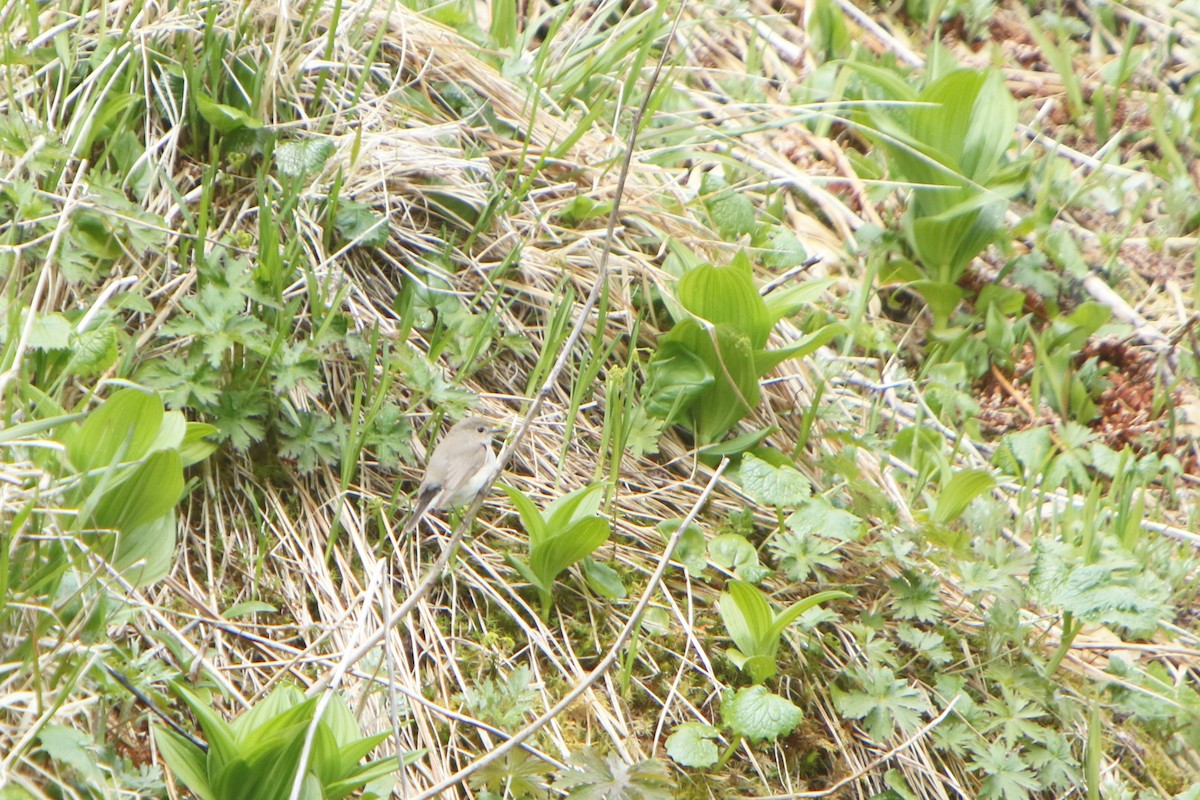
[489,425,507,435]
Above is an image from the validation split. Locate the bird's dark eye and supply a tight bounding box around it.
[477,425,485,432]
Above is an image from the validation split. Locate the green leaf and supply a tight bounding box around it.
[718,581,777,682]
[931,468,996,524]
[906,280,965,326]
[28,312,72,350]
[195,91,262,132]
[154,727,214,800]
[39,724,101,781]
[112,511,177,585]
[701,173,758,241]
[969,742,1040,800]
[332,201,388,248]
[554,750,673,800]
[502,485,547,546]
[708,534,768,583]
[223,601,278,619]
[275,139,335,179]
[832,667,931,741]
[658,519,707,576]
[675,253,771,348]
[171,684,238,772]
[65,388,164,473]
[530,517,610,594]
[90,449,184,533]
[581,557,627,600]
[181,422,220,467]
[665,722,719,768]
[1029,540,1170,637]
[740,452,811,508]
[644,336,714,425]
[769,590,849,642]
[544,483,604,534]
[719,581,773,651]
[721,686,803,741]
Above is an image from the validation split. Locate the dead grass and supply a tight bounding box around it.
[3,0,1200,797]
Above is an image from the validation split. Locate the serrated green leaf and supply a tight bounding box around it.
[740,452,811,508]
[708,534,767,582]
[665,722,719,768]
[332,202,388,248]
[275,139,335,179]
[721,686,803,740]
[28,312,72,350]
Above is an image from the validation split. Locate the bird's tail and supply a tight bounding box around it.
[401,490,436,537]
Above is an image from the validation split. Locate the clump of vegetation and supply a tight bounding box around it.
[3,0,1199,799]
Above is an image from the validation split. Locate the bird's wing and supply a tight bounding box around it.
[429,441,488,508]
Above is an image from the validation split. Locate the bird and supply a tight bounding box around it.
[402,416,503,536]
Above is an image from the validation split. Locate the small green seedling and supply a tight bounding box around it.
[718,580,849,683]
[503,483,613,620]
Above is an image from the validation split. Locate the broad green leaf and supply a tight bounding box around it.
[195,91,262,132]
[644,335,714,425]
[112,511,177,585]
[906,280,964,326]
[320,693,366,748]
[544,483,604,534]
[701,173,758,241]
[28,312,72,350]
[148,409,187,453]
[931,468,996,524]
[154,727,215,800]
[502,485,547,546]
[664,322,760,444]
[760,226,808,268]
[181,422,221,467]
[740,453,811,508]
[665,722,720,768]
[172,684,238,771]
[332,202,388,248]
[719,580,776,660]
[721,686,803,741]
[698,425,777,458]
[90,449,184,532]
[658,519,707,576]
[581,557,627,600]
[530,517,610,591]
[66,388,164,472]
[676,253,771,348]
[233,685,307,739]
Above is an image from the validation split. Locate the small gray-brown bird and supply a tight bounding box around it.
[402,416,503,536]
